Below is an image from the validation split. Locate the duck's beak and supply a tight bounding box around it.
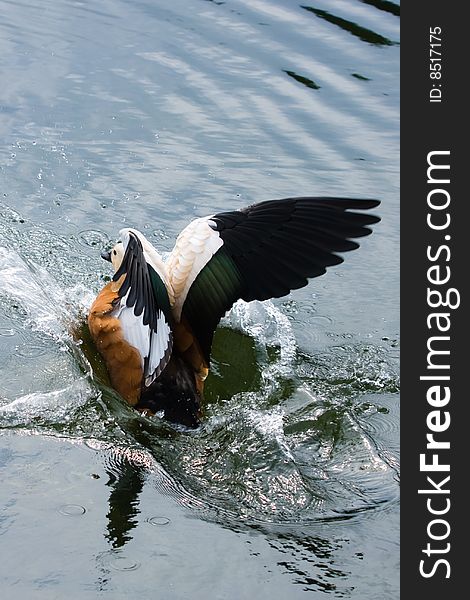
[101,249,112,262]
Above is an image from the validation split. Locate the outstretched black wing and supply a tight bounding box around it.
[114,230,173,385]
[174,197,380,364]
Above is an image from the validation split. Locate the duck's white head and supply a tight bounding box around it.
[101,228,168,282]
[101,240,125,272]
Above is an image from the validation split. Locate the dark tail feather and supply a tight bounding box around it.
[137,354,202,428]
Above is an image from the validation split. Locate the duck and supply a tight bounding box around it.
[88,196,380,427]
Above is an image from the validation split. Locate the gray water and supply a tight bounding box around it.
[0,1,399,598]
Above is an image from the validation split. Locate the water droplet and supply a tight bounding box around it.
[0,328,16,337]
[78,229,109,248]
[109,556,140,571]
[152,229,169,240]
[16,342,47,358]
[147,516,170,526]
[55,193,71,206]
[59,504,86,516]
[98,550,140,572]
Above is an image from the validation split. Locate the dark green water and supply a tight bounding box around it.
[1,0,399,597]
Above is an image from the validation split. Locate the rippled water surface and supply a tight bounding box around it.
[1,0,399,598]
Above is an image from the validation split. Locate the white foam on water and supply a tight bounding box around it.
[223,299,297,391]
[0,246,69,338]
[0,378,92,425]
[246,405,295,462]
[0,244,96,361]
[0,246,98,423]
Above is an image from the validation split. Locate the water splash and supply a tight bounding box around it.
[0,214,399,526]
[223,299,297,395]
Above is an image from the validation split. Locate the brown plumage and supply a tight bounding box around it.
[88,278,144,406]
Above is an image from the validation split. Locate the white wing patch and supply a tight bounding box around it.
[116,299,148,367]
[165,216,223,321]
[145,311,172,386]
[116,294,172,386]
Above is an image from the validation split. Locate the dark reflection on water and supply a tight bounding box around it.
[360,0,400,18]
[96,326,400,526]
[104,455,145,548]
[283,70,321,90]
[95,440,358,595]
[273,535,350,595]
[351,72,371,81]
[301,5,397,46]
[89,425,398,596]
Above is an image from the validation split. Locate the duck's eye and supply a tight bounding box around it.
[113,250,117,256]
